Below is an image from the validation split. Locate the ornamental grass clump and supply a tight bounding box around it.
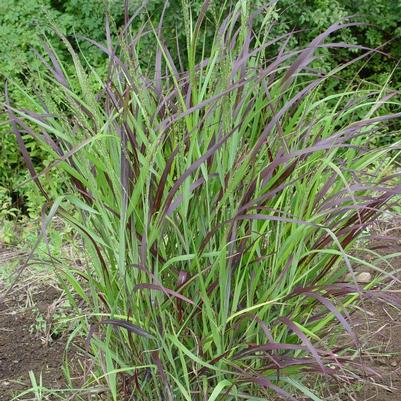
[5,1,401,399]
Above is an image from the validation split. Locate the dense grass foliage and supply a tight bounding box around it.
[1,0,401,224]
[5,1,401,400]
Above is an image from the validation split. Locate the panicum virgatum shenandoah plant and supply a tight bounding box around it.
[5,1,401,399]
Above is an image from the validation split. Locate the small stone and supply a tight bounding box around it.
[345,272,372,283]
[391,361,398,367]
[356,272,372,283]
[2,381,10,386]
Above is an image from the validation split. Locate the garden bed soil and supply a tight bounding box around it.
[0,286,70,401]
[322,230,401,401]
[354,296,401,400]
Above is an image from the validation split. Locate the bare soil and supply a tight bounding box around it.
[354,297,401,400]
[321,229,401,401]
[0,286,68,401]
[351,238,401,401]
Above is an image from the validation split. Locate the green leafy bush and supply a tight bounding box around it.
[0,0,116,221]
[271,0,401,84]
[1,1,64,222]
[8,1,401,399]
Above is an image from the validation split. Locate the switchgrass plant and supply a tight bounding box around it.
[5,1,401,399]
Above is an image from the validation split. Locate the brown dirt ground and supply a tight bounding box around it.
[0,286,69,401]
[354,298,401,400]
[321,228,401,401]
[322,296,401,401]
[353,232,401,401]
